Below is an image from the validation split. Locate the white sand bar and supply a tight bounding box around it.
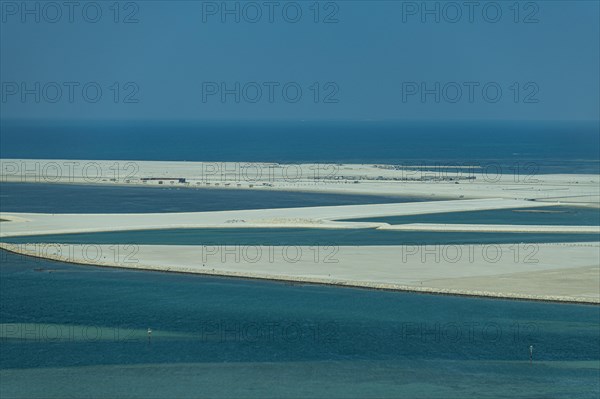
[0,198,558,237]
[379,224,600,233]
[1,242,598,303]
[2,159,599,205]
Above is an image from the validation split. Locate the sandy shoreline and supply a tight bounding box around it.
[2,242,598,304]
[379,223,600,233]
[2,159,599,205]
[1,159,598,304]
[0,198,564,237]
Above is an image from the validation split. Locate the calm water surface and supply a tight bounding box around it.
[1,170,599,398]
[1,254,599,398]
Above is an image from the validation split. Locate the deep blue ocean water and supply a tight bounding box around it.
[2,120,599,174]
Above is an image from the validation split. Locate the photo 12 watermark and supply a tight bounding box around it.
[400,1,540,24]
[401,81,540,104]
[0,243,140,265]
[374,162,540,183]
[1,81,140,104]
[0,320,339,344]
[0,161,140,184]
[397,244,540,264]
[1,1,140,24]
[192,162,340,184]
[394,320,539,344]
[201,81,340,104]
[200,1,340,24]
[198,245,340,265]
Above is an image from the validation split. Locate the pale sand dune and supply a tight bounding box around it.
[1,243,598,303]
[1,159,599,205]
[0,198,557,237]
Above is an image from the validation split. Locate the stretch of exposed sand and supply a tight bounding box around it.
[379,224,600,233]
[1,159,598,303]
[1,242,598,303]
[0,198,563,237]
[2,159,599,205]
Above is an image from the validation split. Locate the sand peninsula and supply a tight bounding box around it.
[0,159,598,303]
[2,242,598,304]
[1,159,599,205]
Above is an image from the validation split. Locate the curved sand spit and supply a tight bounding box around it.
[1,242,598,304]
[0,198,563,237]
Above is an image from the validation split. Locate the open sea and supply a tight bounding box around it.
[1,120,599,174]
[1,120,599,398]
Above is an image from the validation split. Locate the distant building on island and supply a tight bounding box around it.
[140,177,186,184]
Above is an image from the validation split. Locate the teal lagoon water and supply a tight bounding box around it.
[345,206,600,226]
[1,253,599,398]
[5,228,599,246]
[0,183,415,214]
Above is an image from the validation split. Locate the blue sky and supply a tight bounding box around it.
[1,0,598,121]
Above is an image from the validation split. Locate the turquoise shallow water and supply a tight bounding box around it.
[1,254,599,398]
[5,228,599,246]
